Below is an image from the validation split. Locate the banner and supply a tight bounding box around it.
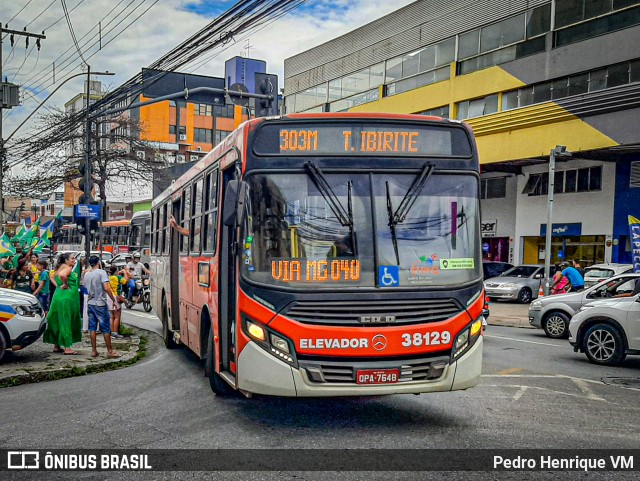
[628,215,640,273]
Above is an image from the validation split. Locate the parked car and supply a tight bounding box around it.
[569,293,640,366]
[484,265,545,304]
[529,273,640,338]
[482,261,514,280]
[0,289,47,362]
[583,263,633,288]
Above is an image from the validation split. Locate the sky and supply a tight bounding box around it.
[1,0,417,144]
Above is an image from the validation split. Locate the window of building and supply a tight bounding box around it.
[630,161,640,187]
[456,94,498,119]
[214,104,235,118]
[169,125,176,135]
[194,128,212,144]
[523,166,602,196]
[502,59,640,111]
[195,103,212,116]
[457,5,549,74]
[418,105,450,118]
[481,177,507,199]
[215,129,231,145]
[555,3,640,47]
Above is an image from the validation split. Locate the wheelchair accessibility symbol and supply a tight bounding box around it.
[378,266,400,287]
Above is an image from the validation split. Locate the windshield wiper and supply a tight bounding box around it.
[390,163,435,225]
[385,181,400,266]
[305,161,357,255]
[385,163,435,265]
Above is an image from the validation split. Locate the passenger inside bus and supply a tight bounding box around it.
[328,235,354,258]
[169,215,189,236]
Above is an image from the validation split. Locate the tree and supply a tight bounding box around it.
[5,106,166,203]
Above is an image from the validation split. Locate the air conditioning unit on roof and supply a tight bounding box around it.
[136,151,145,160]
[190,155,199,162]
[179,134,187,141]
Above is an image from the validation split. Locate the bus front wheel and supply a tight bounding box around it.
[206,326,235,396]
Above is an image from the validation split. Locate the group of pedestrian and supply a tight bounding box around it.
[0,249,52,309]
[31,252,121,358]
[550,259,585,294]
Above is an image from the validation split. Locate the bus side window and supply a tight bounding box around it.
[190,178,203,254]
[181,188,190,255]
[203,169,219,253]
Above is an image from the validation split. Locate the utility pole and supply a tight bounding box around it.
[84,65,92,264]
[0,25,46,226]
[544,145,572,294]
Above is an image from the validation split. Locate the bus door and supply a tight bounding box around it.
[218,166,238,377]
[170,200,182,333]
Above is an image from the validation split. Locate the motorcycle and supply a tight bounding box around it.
[125,275,152,312]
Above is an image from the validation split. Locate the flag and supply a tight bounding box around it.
[0,235,15,258]
[72,253,83,278]
[40,220,54,239]
[10,221,27,242]
[628,215,640,273]
[32,238,49,254]
[20,217,41,245]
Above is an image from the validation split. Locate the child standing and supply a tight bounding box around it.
[33,260,51,314]
[108,265,125,338]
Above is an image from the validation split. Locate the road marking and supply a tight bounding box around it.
[498,367,524,375]
[512,385,527,401]
[571,378,605,401]
[123,311,158,320]
[484,384,609,403]
[485,334,565,348]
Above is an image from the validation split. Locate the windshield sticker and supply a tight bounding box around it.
[378,266,400,287]
[440,258,475,270]
[408,254,441,282]
[271,259,361,283]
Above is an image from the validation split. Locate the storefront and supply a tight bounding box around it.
[522,223,605,266]
[481,218,511,263]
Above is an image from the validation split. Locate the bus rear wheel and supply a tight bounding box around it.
[206,326,235,396]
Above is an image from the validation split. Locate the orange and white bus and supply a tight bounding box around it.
[150,113,484,397]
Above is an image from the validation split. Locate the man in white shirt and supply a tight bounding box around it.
[85,256,119,358]
[125,252,150,302]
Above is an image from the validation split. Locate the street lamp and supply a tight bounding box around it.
[544,145,573,294]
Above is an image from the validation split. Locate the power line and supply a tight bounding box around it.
[42,0,88,32]
[3,0,140,121]
[61,0,87,65]
[2,0,36,33]
[26,0,57,28]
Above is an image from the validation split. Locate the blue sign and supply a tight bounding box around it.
[540,223,582,237]
[74,204,101,220]
[628,215,640,273]
[378,265,400,288]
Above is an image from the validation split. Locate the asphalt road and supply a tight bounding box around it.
[1,309,639,480]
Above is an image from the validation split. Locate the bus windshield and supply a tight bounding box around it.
[241,171,481,289]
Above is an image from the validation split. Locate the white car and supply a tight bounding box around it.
[0,289,47,362]
[569,294,640,366]
[583,263,633,288]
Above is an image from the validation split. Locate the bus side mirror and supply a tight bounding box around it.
[222,180,248,227]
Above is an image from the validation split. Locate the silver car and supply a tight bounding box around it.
[569,294,640,366]
[529,273,640,338]
[484,265,545,304]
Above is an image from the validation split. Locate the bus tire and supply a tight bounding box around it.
[206,325,235,396]
[162,296,178,349]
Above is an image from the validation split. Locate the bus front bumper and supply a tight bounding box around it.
[237,336,482,397]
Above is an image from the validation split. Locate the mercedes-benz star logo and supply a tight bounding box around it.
[372,334,387,351]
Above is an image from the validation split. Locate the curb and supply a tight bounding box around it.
[0,328,149,388]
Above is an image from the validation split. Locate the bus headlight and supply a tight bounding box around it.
[452,318,483,360]
[246,321,266,341]
[242,317,297,367]
[270,333,290,353]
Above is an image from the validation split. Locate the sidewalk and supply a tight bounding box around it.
[486,301,534,329]
[0,329,143,386]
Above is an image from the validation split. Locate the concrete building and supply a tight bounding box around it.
[283,0,640,266]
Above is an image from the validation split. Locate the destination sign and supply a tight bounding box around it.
[253,123,471,157]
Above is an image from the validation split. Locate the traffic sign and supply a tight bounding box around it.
[74,204,101,219]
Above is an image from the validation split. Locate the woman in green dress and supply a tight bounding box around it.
[43,253,82,354]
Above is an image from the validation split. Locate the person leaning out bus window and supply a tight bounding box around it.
[169,215,190,236]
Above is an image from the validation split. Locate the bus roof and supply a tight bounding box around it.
[151,112,470,209]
